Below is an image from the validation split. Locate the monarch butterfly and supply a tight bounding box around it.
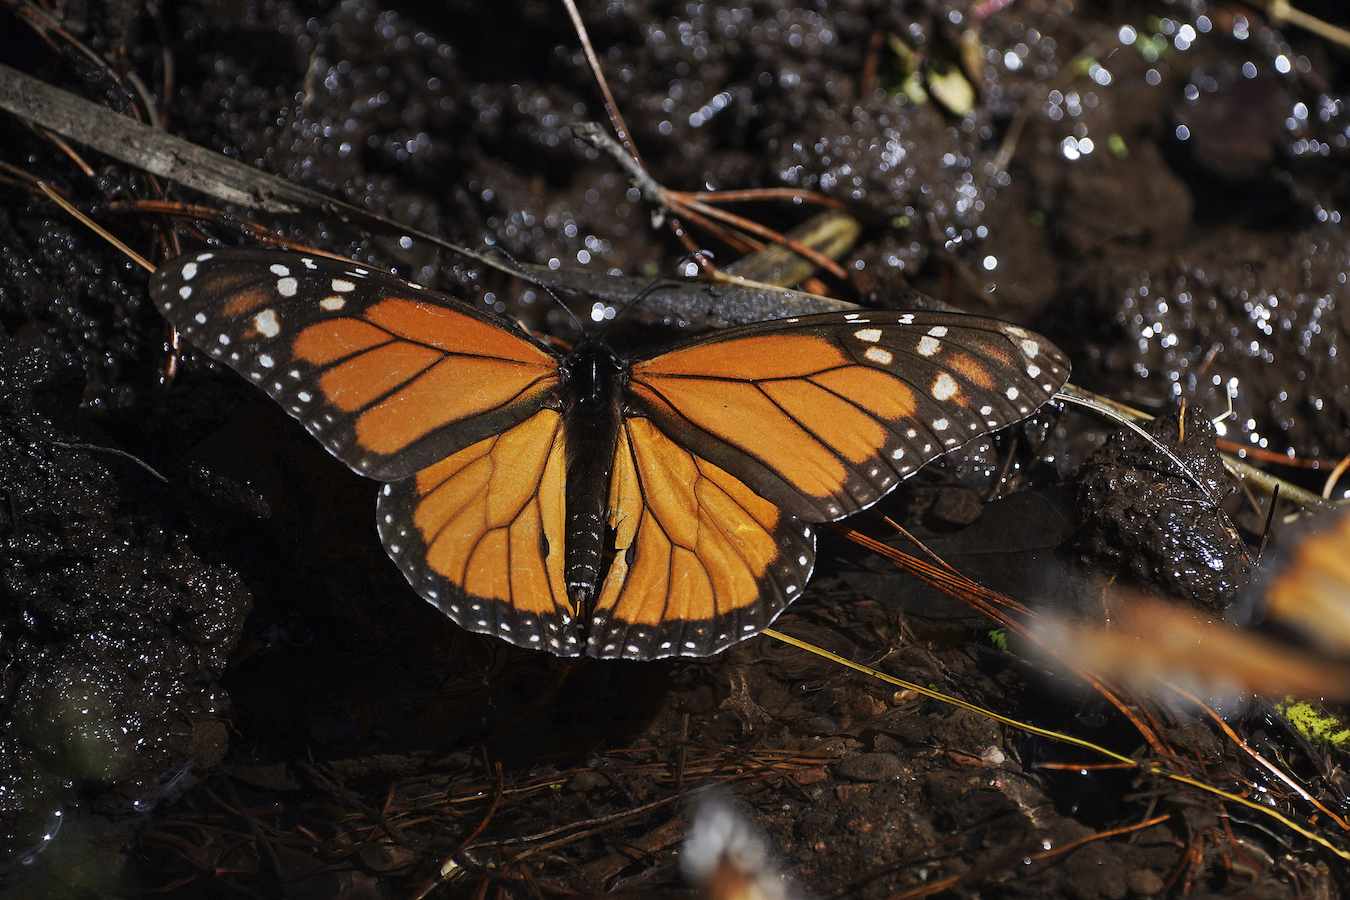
[150,249,1068,660]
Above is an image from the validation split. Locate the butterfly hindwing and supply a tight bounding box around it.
[377,408,581,655]
[151,250,561,481]
[627,311,1069,523]
[586,416,814,659]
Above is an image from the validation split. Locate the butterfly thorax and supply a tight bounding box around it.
[559,341,629,613]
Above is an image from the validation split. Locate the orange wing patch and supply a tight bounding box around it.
[629,376,853,502]
[365,299,558,365]
[316,341,442,411]
[586,417,814,659]
[351,355,561,457]
[379,408,578,654]
[151,250,565,482]
[293,318,394,365]
[633,333,847,380]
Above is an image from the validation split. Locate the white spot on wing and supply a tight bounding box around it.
[277,277,298,297]
[182,262,198,280]
[864,346,894,365]
[927,325,948,337]
[1020,339,1040,358]
[320,296,345,311]
[854,328,882,343]
[254,309,280,338]
[332,279,355,293]
[1006,387,1020,400]
[259,354,275,368]
[270,264,290,277]
[932,373,958,401]
[179,286,192,299]
[918,336,940,356]
[932,418,949,431]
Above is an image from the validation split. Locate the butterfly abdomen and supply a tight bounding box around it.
[560,343,628,612]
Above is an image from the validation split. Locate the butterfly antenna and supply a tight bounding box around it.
[595,251,715,339]
[484,246,588,334]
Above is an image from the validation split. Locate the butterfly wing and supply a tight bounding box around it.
[377,408,580,655]
[583,311,1069,659]
[585,416,814,658]
[626,311,1070,521]
[150,250,562,481]
[151,249,581,650]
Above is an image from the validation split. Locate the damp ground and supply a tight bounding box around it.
[1,0,1349,897]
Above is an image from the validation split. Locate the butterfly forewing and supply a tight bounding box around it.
[151,250,561,481]
[627,311,1070,524]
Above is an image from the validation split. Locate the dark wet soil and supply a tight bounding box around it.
[2,0,1350,897]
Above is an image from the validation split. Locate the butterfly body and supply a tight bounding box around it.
[557,341,627,608]
[150,249,1069,660]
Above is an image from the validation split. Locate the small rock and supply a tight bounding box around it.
[836,752,906,782]
[568,771,609,792]
[1126,868,1165,896]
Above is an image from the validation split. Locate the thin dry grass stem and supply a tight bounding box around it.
[558,0,640,165]
[561,6,858,286]
[414,765,506,900]
[35,127,97,177]
[1168,683,1350,833]
[578,121,855,283]
[35,180,154,272]
[4,0,127,94]
[827,524,1165,754]
[880,813,1172,900]
[664,192,853,281]
[1227,441,1338,469]
[1322,453,1350,499]
[1260,0,1350,48]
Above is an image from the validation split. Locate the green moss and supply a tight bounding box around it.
[1277,697,1350,748]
